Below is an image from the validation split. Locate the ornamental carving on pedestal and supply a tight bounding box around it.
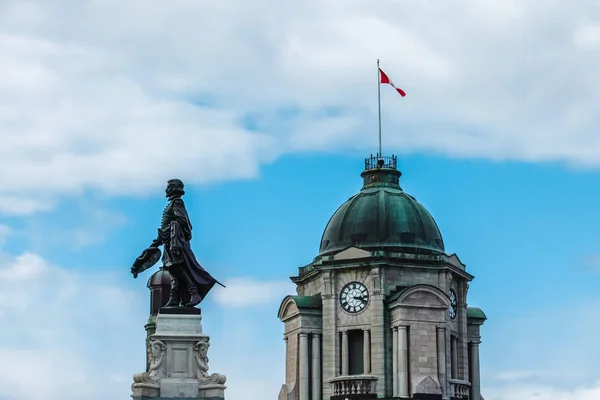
[193,338,227,385]
[132,340,167,387]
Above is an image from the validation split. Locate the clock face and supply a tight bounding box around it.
[340,282,369,313]
[448,289,457,320]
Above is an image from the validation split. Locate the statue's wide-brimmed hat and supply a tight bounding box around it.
[131,246,161,277]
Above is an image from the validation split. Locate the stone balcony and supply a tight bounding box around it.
[329,375,377,400]
[449,379,471,399]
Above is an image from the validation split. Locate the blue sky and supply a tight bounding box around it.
[2,152,600,400]
[1,1,600,399]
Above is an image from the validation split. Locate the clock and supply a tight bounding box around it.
[448,289,457,320]
[340,282,369,313]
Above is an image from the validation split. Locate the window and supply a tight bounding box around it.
[348,330,364,375]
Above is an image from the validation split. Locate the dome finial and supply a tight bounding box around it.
[362,154,402,189]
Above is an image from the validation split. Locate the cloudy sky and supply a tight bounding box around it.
[1,0,600,399]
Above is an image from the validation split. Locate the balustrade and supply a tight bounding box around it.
[449,379,471,399]
[330,375,377,399]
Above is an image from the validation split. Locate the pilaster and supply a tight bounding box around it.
[370,266,386,396]
[397,326,409,397]
[392,327,398,395]
[436,327,446,398]
[321,270,336,399]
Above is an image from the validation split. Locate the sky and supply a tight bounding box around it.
[0,0,600,399]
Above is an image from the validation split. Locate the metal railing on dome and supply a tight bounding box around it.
[364,154,397,170]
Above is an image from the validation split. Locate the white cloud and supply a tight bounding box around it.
[0,252,146,400]
[47,206,127,250]
[574,23,600,50]
[0,1,599,213]
[0,195,53,216]
[485,382,600,400]
[480,300,600,400]
[212,277,296,308]
[0,252,288,400]
[2,205,127,251]
[491,370,540,381]
[481,304,600,398]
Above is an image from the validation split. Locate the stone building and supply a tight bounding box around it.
[278,156,486,400]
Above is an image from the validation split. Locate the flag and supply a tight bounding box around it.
[379,68,406,97]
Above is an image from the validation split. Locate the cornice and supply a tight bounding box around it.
[292,256,474,283]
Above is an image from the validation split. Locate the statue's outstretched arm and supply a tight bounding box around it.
[150,229,164,247]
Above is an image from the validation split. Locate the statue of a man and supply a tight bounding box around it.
[132,179,223,307]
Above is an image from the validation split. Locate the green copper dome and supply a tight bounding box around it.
[319,156,445,256]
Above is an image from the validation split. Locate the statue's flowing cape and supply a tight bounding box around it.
[164,198,225,298]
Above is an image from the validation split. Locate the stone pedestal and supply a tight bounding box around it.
[131,308,227,400]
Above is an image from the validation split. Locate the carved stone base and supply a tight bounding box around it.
[131,310,226,399]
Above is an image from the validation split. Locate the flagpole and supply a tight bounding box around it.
[377,59,382,160]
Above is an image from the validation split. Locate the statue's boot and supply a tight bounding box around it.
[186,293,202,307]
[164,275,181,307]
[184,276,202,307]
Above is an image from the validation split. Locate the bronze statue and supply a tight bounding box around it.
[131,179,224,307]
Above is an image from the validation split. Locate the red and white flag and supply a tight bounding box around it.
[379,68,406,97]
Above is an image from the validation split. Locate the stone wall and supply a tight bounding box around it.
[389,285,448,397]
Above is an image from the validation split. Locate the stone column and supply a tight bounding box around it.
[392,327,398,395]
[312,334,321,400]
[469,341,481,400]
[299,333,309,400]
[363,329,371,374]
[341,330,349,376]
[397,326,409,397]
[436,327,446,398]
